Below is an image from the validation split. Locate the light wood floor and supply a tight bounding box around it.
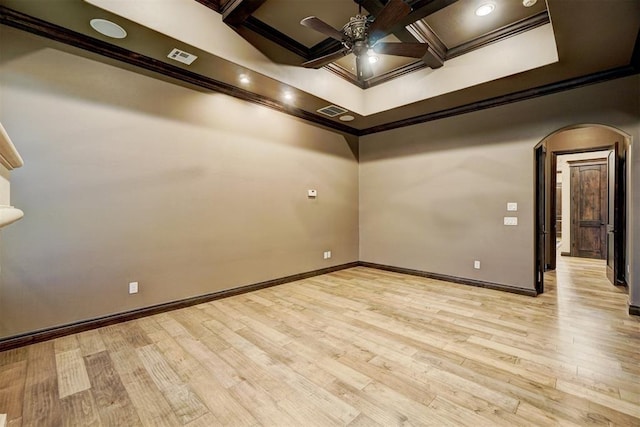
[1,256,639,426]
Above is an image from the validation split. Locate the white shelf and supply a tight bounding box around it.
[0,206,23,228]
[0,123,23,170]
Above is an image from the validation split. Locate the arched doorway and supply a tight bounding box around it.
[534,124,631,295]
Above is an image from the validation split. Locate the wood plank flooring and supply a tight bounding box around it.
[1,256,639,426]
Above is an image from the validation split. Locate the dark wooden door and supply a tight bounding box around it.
[570,161,607,259]
[534,144,546,294]
[556,179,562,239]
[606,150,616,284]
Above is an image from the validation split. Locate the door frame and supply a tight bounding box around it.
[533,124,629,293]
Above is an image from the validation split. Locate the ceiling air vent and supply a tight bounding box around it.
[167,48,198,65]
[317,105,349,118]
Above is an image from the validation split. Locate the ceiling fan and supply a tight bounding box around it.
[300,0,428,81]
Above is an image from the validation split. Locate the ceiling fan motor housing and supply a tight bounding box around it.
[343,15,369,41]
[343,14,371,55]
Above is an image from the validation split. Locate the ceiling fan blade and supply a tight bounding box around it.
[300,16,344,41]
[302,49,350,69]
[373,42,428,58]
[356,55,374,81]
[368,0,411,42]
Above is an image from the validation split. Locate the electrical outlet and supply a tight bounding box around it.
[308,189,317,198]
[327,250,331,259]
[504,217,518,226]
[128,282,139,294]
[507,202,518,211]
[474,260,481,269]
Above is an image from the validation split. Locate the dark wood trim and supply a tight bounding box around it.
[222,0,267,26]
[549,151,558,270]
[0,259,543,352]
[366,60,427,87]
[400,0,459,30]
[355,0,418,44]
[358,65,639,135]
[447,12,549,59]
[359,262,538,297]
[629,305,640,316]
[0,262,359,352]
[356,0,384,16]
[325,64,366,89]
[309,38,344,59]
[560,251,571,256]
[325,60,428,89]
[405,21,446,65]
[0,7,357,136]
[194,0,221,12]
[566,158,607,166]
[534,143,546,293]
[243,16,310,58]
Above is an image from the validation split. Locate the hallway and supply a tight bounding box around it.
[545,255,630,313]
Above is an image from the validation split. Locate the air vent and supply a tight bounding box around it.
[317,105,349,117]
[167,48,198,65]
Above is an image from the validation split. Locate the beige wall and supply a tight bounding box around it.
[1,30,639,339]
[0,30,359,337]
[360,75,639,297]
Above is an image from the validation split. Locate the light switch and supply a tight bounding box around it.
[307,189,317,198]
[507,202,518,211]
[128,282,139,294]
[504,217,518,226]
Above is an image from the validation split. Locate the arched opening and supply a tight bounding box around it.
[534,124,631,301]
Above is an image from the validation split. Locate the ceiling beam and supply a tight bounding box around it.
[194,0,221,12]
[356,0,384,15]
[402,0,459,28]
[406,21,446,66]
[222,0,268,27]
[356,0,418,43]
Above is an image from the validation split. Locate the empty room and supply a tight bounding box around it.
[1,0,639,425]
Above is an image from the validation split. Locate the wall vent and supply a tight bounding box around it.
[317,105,349,117]
[167,48,198,65]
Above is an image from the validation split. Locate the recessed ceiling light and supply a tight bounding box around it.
[368,55,379,64]
[239,74,250,84]
[475,3,495,16]
[283,91,294,101]
[90,18,127,39]
[339,115,355,122]
[523,0,537,6]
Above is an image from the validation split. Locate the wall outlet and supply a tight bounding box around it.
[507,202,518,211]
[128,281,139,294]
[504,216,518,226]
[474,260,481,269]
[308,189,317,198]
[323,251,332,259]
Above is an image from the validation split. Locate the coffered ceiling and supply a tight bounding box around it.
[1,0,639,136]
[212,0,549,88]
